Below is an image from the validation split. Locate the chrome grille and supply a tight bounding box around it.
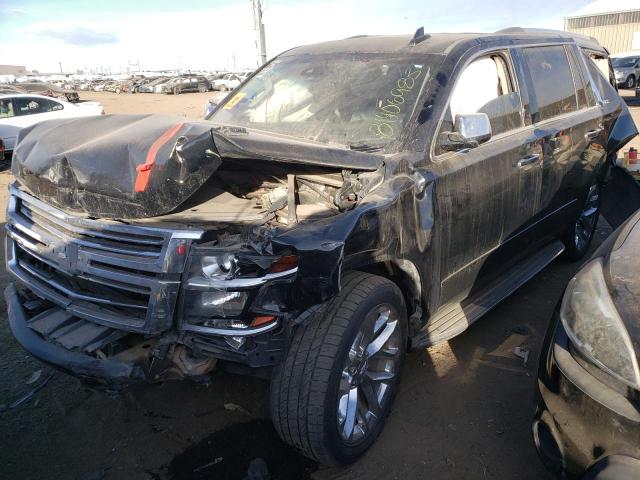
[6,184,203,334]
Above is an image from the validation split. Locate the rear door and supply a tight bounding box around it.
[515,44,601,238]
[431,50,542,303]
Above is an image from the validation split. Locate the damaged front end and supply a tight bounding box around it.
[5,115,386,388]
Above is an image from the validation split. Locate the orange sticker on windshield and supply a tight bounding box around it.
[223,92,247,109]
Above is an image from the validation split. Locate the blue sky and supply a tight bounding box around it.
[0,0,594,73]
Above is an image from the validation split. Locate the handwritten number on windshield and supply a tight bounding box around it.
[370,66,423,139]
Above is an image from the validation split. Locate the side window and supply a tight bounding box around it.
[520,46,577,122]
[0,99,15,118]
[13,97,53,115]
[567,46,596,109]
[441,53,523,143]
[49,100,63,111]
[583,51,619,104]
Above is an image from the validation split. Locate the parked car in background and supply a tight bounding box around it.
[14,81,80,102]
[138,77,169,93]
[0,94,103,153]
[534,208,640,479]
[91,81,111,92]
[613,55,640,89]
[4,28,635,466]
[0,84,25,94]
[127,77,158,93]
[211,73,242,91]
[158,76,211,94]
[103,81,122,93]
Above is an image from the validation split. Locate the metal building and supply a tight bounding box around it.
[0,65,27,76]
[565,0,640,54]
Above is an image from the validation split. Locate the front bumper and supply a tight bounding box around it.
[534,310,640,478]
[5,283,146,388]
[6,278,290,387]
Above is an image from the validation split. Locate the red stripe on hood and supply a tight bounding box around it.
[134,123,184,192]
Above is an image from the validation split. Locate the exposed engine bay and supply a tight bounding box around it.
[150,158,382,230]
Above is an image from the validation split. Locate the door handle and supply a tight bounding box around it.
[517,154,540,167]
[585,129,603,141]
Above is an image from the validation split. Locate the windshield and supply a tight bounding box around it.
[209,52,440,151]
[613,57,639,68]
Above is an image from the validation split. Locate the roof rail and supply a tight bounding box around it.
[410,27,430,46]
[494,26,600,45]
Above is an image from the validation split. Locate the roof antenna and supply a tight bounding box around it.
[410,27,430,46]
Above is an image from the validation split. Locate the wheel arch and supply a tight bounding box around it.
[350,259,424,334]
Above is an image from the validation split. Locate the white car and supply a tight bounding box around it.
[212,74,244,91]
[0,94,104,152]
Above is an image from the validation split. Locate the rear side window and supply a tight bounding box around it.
[567,46,596,109]
[13,97,53,115]
[583,51,619,104]
[443,53,523,138]
[0,99,14,118]
[520,46,577,122]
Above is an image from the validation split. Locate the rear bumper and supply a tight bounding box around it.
[5,283,146,388]
[534,310,640,478]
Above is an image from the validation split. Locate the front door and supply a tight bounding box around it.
[430,51,542,304]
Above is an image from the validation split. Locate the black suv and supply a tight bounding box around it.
[5,28,636,465]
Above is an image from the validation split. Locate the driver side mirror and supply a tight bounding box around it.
[439,113,492,152]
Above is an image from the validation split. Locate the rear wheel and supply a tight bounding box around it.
[198,85,208,93]
[173,87,181,95]
[562,182,601,261]
[626,75,636,89]
[270,272,407,465]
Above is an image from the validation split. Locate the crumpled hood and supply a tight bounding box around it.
[12,114,222,218]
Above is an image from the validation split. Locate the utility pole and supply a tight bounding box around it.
[251,0,267,66]
[58,61,63,74]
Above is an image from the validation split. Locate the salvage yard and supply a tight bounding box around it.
[0,90,639,480]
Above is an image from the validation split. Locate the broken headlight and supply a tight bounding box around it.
[560,258,640,389]
[183,252,248,323]
[181,249,298,330]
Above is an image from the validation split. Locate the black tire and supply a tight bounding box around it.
[626,75,636,89]
[173,87,180,95]
[198,85,208,93]
[270,271,407,465]
[562,182,601,261]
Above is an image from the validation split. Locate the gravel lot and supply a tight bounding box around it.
[0,89,638,480]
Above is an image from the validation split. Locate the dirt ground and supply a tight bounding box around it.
[0,89,639,480]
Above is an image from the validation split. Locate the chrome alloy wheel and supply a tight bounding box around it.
[337,304,402,445]
[574,184,599,252]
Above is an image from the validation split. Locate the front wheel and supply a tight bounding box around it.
[270,272,407,465]
[562,183,601,261]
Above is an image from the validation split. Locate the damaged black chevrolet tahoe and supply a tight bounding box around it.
[5,28,637,464]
